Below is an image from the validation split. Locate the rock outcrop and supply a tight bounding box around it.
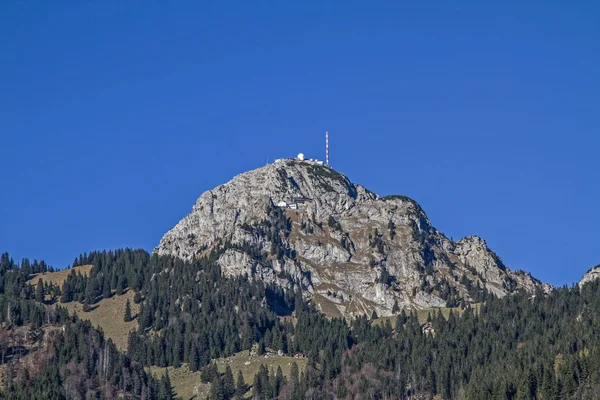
[579,265,600,288]
[155,159,551,317]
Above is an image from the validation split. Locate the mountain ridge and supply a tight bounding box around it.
[155,158,551,317]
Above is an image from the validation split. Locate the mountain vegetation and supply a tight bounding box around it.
[3,247,600,399]
[0,252,165,399]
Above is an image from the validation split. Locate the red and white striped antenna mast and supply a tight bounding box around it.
[326,131,329,166]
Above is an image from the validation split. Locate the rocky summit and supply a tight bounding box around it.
[155,158,551,317]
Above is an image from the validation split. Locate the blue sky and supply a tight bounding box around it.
[1,1,598,286]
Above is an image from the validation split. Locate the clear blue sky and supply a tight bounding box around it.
[1,1,598,286]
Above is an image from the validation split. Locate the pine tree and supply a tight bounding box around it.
[124,299,133,322]
[133,291,142,304]
[190,346,200,372]
[158,371,175,400]
[117,275,127,295]
[211,373,225,400]
[275,366,285,396]
[371,309,378,320]
[102,278,112,299]
[253,373,262,400]
[236,370,247,398]
[223,365,235,398]
[290,361,299,389]
[60,280,72,303]
[527,368,538,399]
[35,278,45,303]
[395,308,408,332]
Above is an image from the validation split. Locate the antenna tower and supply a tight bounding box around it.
[326,131,329,166]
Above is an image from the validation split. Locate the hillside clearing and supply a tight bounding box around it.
[60,290,139,350]
[27,266,139,350]
[27,264,93,286]
[148,364,205,400]
[215,350,308,385]
[149,352,308,399]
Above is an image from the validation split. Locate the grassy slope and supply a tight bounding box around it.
[148,364,206,400]
[27,266,139,350]
[215,350,308,386]
[28,269,306,399]
[149,352,308,400]
[28,264,93,286]
[60,290,139,350]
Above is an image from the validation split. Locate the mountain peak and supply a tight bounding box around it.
[155,160,550,317]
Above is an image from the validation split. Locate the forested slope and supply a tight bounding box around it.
[0,253,171,399]
[3,248,600,399]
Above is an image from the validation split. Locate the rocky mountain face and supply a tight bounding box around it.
[155,159,551,318]
[579,265,600,288]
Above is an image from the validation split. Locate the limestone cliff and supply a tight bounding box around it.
[579,265,600,288]
[155,159,551,317]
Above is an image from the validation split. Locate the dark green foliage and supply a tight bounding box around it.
[102,277,112,299]
[0,252,158,399]
[370,309,378,320]
[252,364,286,400]
[116,274,127,295]
[9,244,600,400]
[133,291,142,304]
[35,278,44,303]
[158,371,176,400]
[200,362,219,384]
[124,298,133,322]
[282,282,600,399]
[223,365,236,399]
[236,369,247,398]
[62,248,293,371]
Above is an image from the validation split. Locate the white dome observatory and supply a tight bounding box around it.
[297,153,305,161]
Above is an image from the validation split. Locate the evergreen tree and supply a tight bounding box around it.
[102,278,112,299]
[370,309,378,320]
[190,346,200,372]
[117,275,127,295]
[158,371,176,400]
[395,308,408,331]
[236,370,247,398]
[35,278,45,303]
[275,366,285,395]
[133,291,142,304]
[124,298,133,322]
[211,373,225,400]
[60,279,73,303]
[290,362,299,389]
[223,365,235,398]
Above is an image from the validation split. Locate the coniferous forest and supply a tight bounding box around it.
[2,249,600,399]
